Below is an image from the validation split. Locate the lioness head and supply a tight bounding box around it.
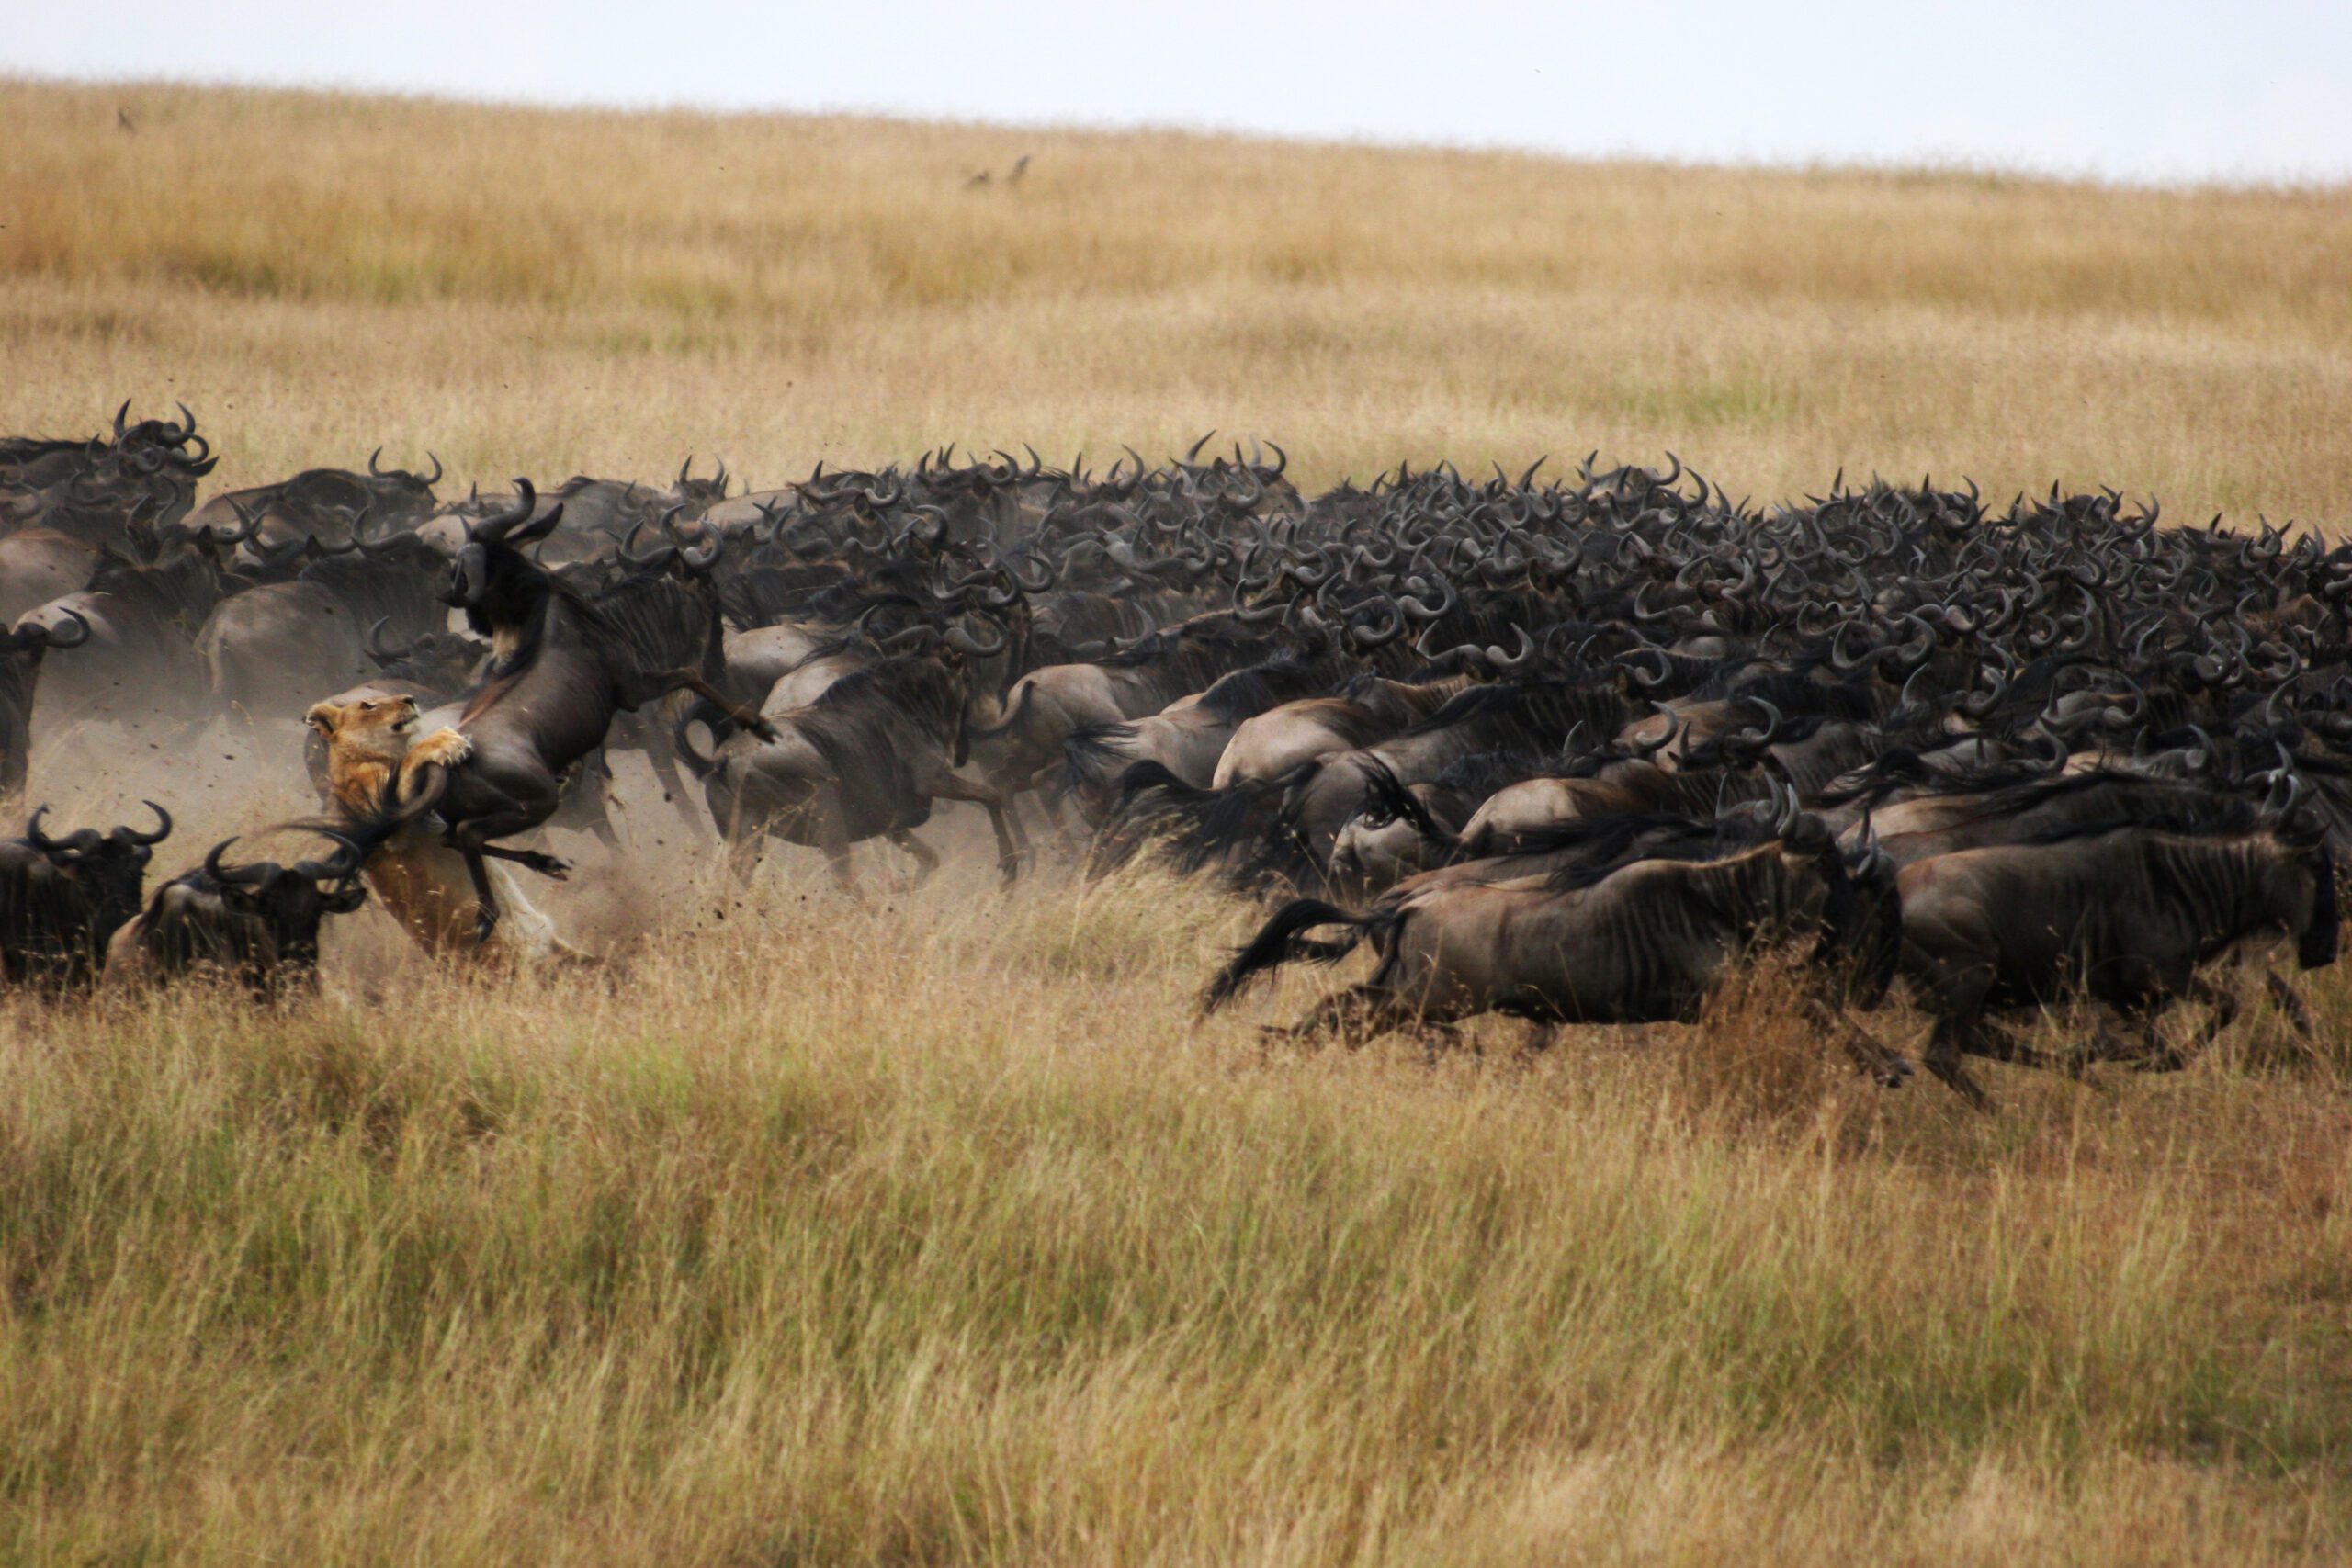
[305,693,421,763]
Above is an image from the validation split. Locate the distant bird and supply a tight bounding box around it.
[965,154,1031,192]
[116,107,137,135]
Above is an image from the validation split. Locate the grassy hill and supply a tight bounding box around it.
[3,78,2348,519]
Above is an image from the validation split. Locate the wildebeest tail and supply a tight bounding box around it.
[1062,722,1136,793]
[673,701,726,780]
[1358,758,1458,860]
[1085,761,1213,878]
[963,681,1035,744]
[288,753,460,864]
[1203,897,1368,1013]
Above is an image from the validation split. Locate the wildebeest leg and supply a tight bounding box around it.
[1922,1014,1994,1109]
[723,820,767,886]
[811,785,857,893]
[1802,998,1912,1089]
[1268,985,1413,1050]
[551,752,622,851]
[885,828,940,886]
[925,767,1029,883]
[2264,972,2318,1039]
[459,850,502,946]
[447,802,554,946]
[2165,975,2242,1067]
[479,843,571,879]
[641,701,714,839]
[1409,1019,1465,1063]
[631,670,780,742]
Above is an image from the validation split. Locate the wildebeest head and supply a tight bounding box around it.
[877,619,1009,767]
[2267,776,2342,971]
[19,798,173,926]
[365,446,445,510]
[363,619,490,693]
[444,479,564,623]
[1728,781,1900,1007]
[148,832,368,990]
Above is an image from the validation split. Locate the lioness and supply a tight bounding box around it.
[305,692,579,963]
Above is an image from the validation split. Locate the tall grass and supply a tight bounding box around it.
[5,79,2352,1561]
[3,862,2351,1562]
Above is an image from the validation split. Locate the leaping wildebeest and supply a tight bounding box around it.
[389,480,778,942]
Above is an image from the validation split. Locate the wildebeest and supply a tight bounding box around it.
[1896,786,2339,1104]
[1203,786,1903,1077]
[198,514,449,720]
[684,630,1028,887]
[0,610,90,796]
[106,831,368,998]
[184,449,444,556]
[0,800,172,987]
[404,481,776,941]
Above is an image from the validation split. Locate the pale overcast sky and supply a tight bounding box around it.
[14,1,2351,185]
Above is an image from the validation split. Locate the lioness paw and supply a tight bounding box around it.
[409,727,474,768]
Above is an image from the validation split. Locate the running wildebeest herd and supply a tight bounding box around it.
[2,406,2344,1102]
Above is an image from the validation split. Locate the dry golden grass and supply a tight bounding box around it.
[6,78,2352,1563]
[2,78,2349,521]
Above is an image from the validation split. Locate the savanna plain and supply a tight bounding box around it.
[5,79,2352,1564]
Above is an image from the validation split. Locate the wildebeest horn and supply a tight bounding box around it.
[946,621,1007,658]
[364,616,403,663]
[618,516,681,570]
[218,497,266,547]
[1348,596,1407,649]
[1397,575,1456,621]
[1184,431,1216,464]
[2262,769,2305,823]
[25,806,102,858]
[1624,648,1675,690]
[205,837,276,889]
[119,800,172,847]
[290,831,364,884]
[1628,704,1682,760]
[472,479,537,544]
[112,400,131,442]
[1009,552,1056,593]
[881,624,942,653]
[423,452,443,485]
[1954,659,2010,719]
[369,446,390,477]
[679,523,723,572]
[1484,625,1537,671]
[36,607,91,650]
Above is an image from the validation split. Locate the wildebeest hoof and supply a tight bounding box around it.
[472,908,501,946]
[513,851,571,879]
[751,721,782,743]
[1876,1055,1915,1089]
